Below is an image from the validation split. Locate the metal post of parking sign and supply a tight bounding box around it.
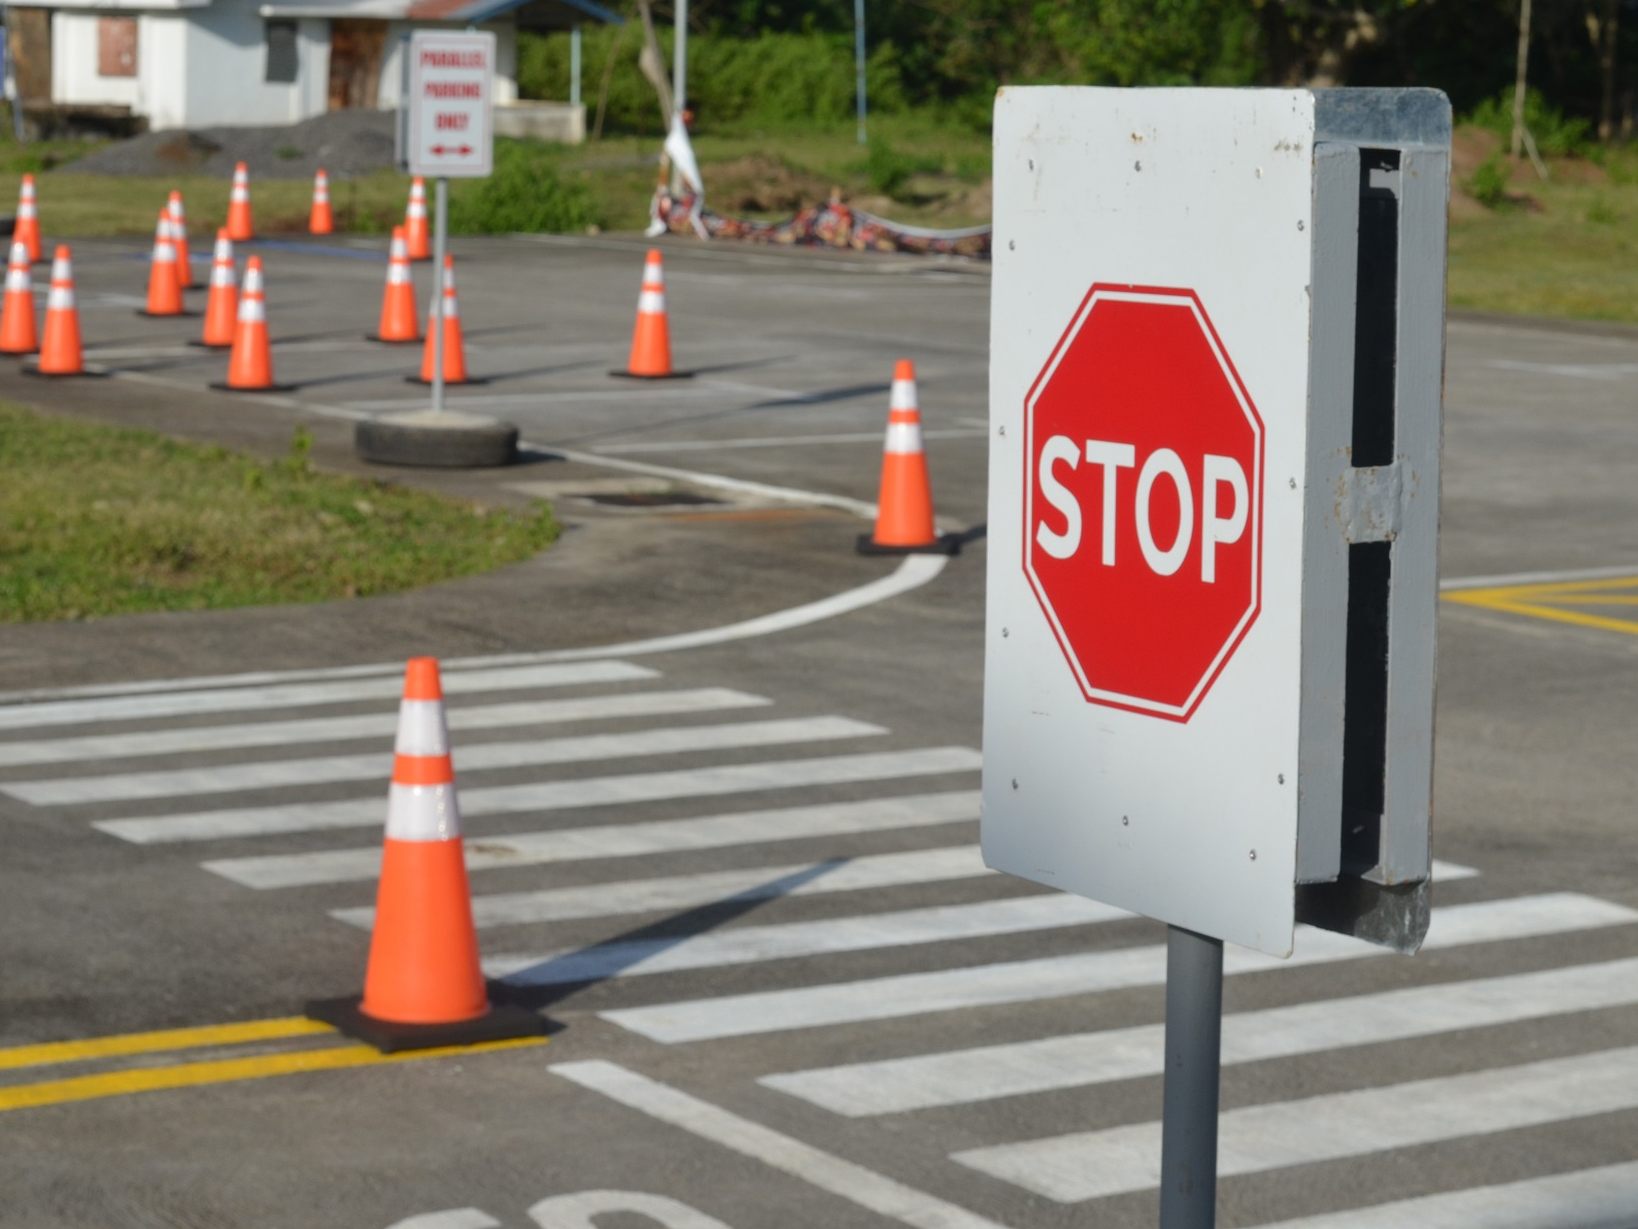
[403,29,495,416]
[985,88,1451,1226]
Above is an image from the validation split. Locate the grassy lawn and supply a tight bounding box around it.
[1,118,1633,324]
[0,405,557,622]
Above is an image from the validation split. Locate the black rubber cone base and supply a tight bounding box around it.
[609,369,695,380]
[404,374,490,386]
[856,532,964,557]
[208,381,298,393]
[21,363,110,379]
[187,339,232,350]
[306,994,547,1054]
[136,309,200,319]
[365,333,422,345]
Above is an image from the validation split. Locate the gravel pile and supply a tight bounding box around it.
[68,110,398,180]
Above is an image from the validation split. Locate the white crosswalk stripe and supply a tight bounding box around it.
[484,894,1127,986]
[6,651,1638,1229]
[0,659,655,731]
[951,1045,1638,1202]
[7,715,885,804]
[336,844,993,930]
[0,687,769,769]
[1242,1161,1638,1229]
[762,955,1638,1116]
[102,746,981,845]
[600,893,1638,1042]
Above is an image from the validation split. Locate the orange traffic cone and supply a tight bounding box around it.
[198,229,238,349]
[612,248,690,379]
[14,174,41,264]
[857,359,955,555]
[167,191,196,289]
[211,255,289,392]
[369,226,419,343]
[411,255,484,385]
[139,210,185,317]
[0,240,37,354]
[30,246,85,376]
[403,177,430,261]
[309,168,334,235]
[305,658,546,1052]
[225,161,254,242]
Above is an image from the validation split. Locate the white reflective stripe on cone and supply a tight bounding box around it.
[388,264,411,285]
[884,422,924,455]
[394,699,450,756]
[47,286,74,310]
[389,237,408,259]
[236,297,266,324]
[50,256,71,281]
[9,242,28,264]
[890,381,918,411]
[211,263,235,287]
[430,298,460,322]
[5,269,30,292]
[643,261,664,287]
[242,267,263,295]
[154,243,176,263]
[385,781,463,841]
[637,289,666,314]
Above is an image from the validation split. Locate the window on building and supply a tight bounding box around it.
[265,19,299,84]
[97,16,138,78]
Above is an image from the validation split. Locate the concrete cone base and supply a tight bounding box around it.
[305,994,547,1055]
[355,409,519,469]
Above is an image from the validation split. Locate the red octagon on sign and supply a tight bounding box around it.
[1023,285,1264,722]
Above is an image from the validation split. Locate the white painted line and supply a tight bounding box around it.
[384,1212,501,1229]
[601,892,1638,1043]
[0,688,769,769]
[337,844,991,930]
[1483,359,1638,382]
[220,790,979,890]
[951,1045,1638,1203]
[15,716,883,805]
[593,428,986,455]
[338,387,732,410]
[486,894,1122,985]
[107,746,980,845]
[0,554,945,705]
[0,660,656,732]
[527,1192,730,1228]
[550,1061,1011,1229]
[1441,564,1638,591]
[762,954,1638,1117]
[1244,1160,1638,1229]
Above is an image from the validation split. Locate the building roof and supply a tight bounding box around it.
[257,0,620,23]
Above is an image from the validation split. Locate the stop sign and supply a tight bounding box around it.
[1023,284,1264,722]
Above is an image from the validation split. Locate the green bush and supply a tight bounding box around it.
[447,140,599,234]
[1467,88,1593,158]
[519,28,905,133]
[862,139,941,198]
[1466,151,1511,210]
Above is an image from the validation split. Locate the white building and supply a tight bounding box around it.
[6,0,612,132]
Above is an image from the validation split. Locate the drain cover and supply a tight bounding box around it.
[582,490,726,508]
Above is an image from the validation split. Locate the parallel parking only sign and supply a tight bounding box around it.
[406,31,495,179]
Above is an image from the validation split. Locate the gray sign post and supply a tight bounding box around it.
[983,88,1452,1227]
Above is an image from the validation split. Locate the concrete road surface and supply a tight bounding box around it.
[0,234,1635,1228]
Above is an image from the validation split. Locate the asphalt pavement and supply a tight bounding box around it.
[0,232,1636,1228]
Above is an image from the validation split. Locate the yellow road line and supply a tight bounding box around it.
[0,1035,547,1113]
[0,1016,333,1072]
[1443,576,1638,638]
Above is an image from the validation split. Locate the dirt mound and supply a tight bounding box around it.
[707,155,832,215]
[68,110,397,180]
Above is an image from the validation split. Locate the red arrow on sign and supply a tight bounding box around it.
[429,144,475,156]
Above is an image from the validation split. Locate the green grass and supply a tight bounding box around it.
[0,407,558,622]
[1447,142,1638,323]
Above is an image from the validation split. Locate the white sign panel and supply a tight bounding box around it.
[982,87,1448,956]
[406,30,495,179]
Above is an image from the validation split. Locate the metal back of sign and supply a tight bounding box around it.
[982,87,1449,957]
[405,30,495,179]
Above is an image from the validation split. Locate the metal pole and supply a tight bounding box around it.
[430,176,448,415]
[854,0,867,145]
[569,23,582,108]
[1158,925,1223,1229]
[673,0,687,118]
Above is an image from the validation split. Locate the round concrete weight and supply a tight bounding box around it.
[354,410,519,469]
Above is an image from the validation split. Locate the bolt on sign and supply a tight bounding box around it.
[404,31,495,179]
[982,89,1451,957]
